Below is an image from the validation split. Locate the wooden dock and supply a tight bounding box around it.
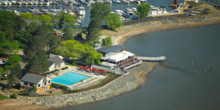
[138,56,166,62]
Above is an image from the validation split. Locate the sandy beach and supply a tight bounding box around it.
[105,16,220,46]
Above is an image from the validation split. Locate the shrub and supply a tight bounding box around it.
[51,83,68,90]
[0,94,9,100]
[10,93,17,99]
[61,67,68,70]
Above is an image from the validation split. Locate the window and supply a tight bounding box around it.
[38,84,41,87]
[48,80,51,84]
[24,82,28,86]
[44,82,47,85]
[30,83,33,86]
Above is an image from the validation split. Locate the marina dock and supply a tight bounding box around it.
[138,56,166,62]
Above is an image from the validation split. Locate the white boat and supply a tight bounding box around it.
[17,1,22,5]
[132,7,137,12]
[50,8,57,12]
[80,0,91,6]
[113,0,121,4]
[33,1,38,5]
[40,1,44,5]
[28,1,34,5]
[96,0,104,3]
[122,0,130,3]
[115,9,123,16]
[2,1,8,5]
[0,2,2,5]
[44,2,50,5]
[41,8,49,12]
[149,5,168,16]
[11,0,17,5]
[129,0,134,2]
[140,0,147,2]
[75,6,86,16]
[72,0,80,5]
[8,1,12,5]
[104,0,112,4]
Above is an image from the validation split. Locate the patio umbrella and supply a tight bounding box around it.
[80,65,85,69]
[93,67,98,71]
[85,66,90,69]
[101,69,107,73]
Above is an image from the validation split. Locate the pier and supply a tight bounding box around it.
[138,56,166,62]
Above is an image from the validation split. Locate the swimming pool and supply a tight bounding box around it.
[52,72,90,86]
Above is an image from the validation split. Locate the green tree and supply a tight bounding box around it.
[58,13,76,28]
[136,3,151,18]
[10,93,17,99]
[86,19,102,42]
[87,3,111,42]
[80,44,103,65]
[7,55,22,66]
[102,36,112,47]
[56,40,83,60]
[90,3,111,20]
[7,63,22,88]
[0,37,20,55]
[62,25,74,40]
[63,13,76,26]
[48,35,60,53]
[16,22,40,46]
[104,14,122,30]
[56,40,102,64]
[20,12,32,19]
[29,50,48,73]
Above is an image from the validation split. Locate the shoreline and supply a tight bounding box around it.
[1,13,220,110]
[110,15,220,46]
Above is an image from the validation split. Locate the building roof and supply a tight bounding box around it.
[48,61,55,67]
[48,56,64,65]
[97,45,124,54]
[107,51,134,62]
[21,73,44,84]
[101,62,116,67]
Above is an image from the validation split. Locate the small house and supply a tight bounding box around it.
[20,73,51,93]
[48,54,65,72]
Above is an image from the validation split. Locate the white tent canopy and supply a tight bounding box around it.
[107,51,134,63]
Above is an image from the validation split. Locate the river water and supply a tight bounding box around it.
[61,24,220,110]
[1,0,219,27]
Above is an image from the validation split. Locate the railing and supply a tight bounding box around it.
[138,56,166,61]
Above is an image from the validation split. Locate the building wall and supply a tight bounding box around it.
[36,84,51,93]
[48,63,56,71]
[20,77,52,93]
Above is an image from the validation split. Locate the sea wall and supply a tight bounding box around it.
[18,62,153,108]
[122,15,220,31]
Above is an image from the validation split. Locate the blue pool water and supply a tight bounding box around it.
[52,72,90,86]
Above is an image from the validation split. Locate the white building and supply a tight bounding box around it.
[48,54,65,72]
[20,73,51,93]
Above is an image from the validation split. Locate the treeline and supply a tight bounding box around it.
[0,3,124,88]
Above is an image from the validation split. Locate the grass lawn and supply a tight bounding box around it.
[0,93,9,100]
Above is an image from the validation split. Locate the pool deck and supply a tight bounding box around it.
[48,66,106,90]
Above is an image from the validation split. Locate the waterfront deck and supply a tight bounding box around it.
[139,56,166,62]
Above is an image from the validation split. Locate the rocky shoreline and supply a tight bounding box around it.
[1,7,220,109]
[17,62,156,108]
[111,14,220,45]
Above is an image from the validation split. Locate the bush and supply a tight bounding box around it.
[0,94,9,100]
[10,93,17,99]
[61,67,68,70]
[51,83,68,90]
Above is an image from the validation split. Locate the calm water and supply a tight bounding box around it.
[61,24,220,110]
[1,0,219,27]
